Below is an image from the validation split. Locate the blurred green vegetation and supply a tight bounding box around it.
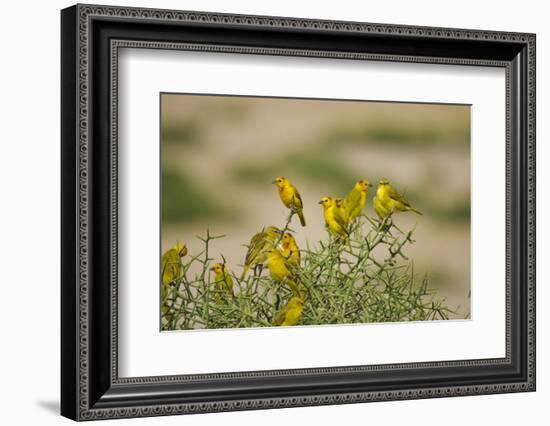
[323,122,470,148]
[162,121,200,146]
[162,169,236,224]
[429,202,470,222]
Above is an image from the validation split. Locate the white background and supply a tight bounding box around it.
[0,0,547,425]
[119,50,505,377]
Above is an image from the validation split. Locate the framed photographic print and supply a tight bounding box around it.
[158,94,470,332]
[61,4,536,421]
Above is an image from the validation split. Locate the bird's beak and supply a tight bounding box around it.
[368,183,373,187]
[318,200,324,204]
[271,180,277,184]
[209,267,215,271]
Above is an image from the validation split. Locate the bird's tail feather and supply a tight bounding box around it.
[298,210,306,226]
[411,208,423,215]
[240,265,250,281]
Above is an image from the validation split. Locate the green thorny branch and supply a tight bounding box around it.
[161,215,453,331]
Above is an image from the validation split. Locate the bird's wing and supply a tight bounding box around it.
[161,253,169,274]
[162,250,182,284]
[162,250,179,270]
[291,246,301,265]
[279,252,293,270]
[245,232,265,264]
[345,188,361,207]
[285,249,300,272]
[292,187,304,209]
[222,273,234,290]
[387,186,411,207]
[332,206,349,230]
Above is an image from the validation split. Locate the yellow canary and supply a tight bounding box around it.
[344,179,372,222]
[210,263,234,301]
[161,242,187,300]
[374,178,422,219]
[281,232,301,269]
[319,196,349,240]
[240,226,281,280]
[266,248,293,282]
[272,296,304,326]
[266,248,300,295]
[273,176,306,226]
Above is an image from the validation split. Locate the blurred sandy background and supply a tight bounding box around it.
[161,94,470,319]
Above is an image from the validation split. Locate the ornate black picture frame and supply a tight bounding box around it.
[61,4,536,421]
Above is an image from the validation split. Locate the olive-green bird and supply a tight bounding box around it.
[273,176,306,226]
[161,242,187,300]
[272,296,304,326]
[210,263,234,301]
[344,179,372,222]
[240,226,281,280]
[373,178,422,220]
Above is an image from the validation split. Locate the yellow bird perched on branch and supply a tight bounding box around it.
[240,226,281,280]
[272,296,304,326]
[273,176,306,226]
[266,248,301,296]
[161,241,187,300]
[319,196,349,241]
[210,263,234,301]
[373,178,422,220]
[281,232,301,270]
[344,179,372,222]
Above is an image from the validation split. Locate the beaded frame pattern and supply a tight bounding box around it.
[74,4,535,420]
